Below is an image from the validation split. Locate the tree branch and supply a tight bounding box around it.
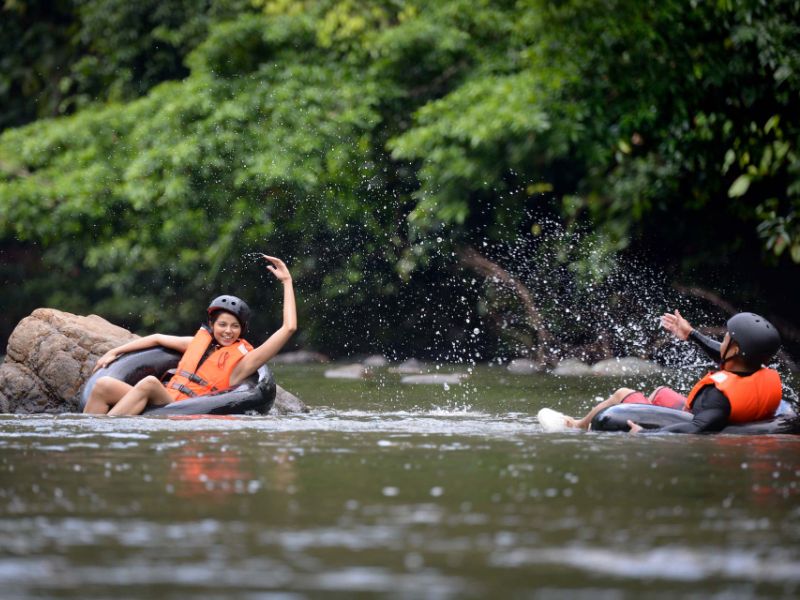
[458,246,552,364]
[673,283,799,343]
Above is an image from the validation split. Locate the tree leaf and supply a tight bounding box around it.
[728,174,751,198]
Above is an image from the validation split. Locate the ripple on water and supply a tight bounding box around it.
[490,545,800,583]
[0,517,468,596]
[0,411,544,441]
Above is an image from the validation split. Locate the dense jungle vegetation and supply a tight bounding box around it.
[1,0,799,363]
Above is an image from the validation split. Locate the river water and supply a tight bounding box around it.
[1,364,798,598]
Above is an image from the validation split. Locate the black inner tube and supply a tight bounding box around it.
[591,403,797,435]
[79,347,276,415]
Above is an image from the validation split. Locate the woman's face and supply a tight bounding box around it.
[211,311,241,346]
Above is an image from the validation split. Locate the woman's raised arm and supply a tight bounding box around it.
[229,255,297,385]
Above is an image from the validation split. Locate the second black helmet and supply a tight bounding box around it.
[727,312,781,368]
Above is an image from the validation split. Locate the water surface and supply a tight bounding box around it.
[1,365,798,598]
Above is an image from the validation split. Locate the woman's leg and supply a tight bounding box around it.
[565,387,636,429]
[107,376,175,416]
[83,376,133,414]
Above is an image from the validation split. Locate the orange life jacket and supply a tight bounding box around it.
[166,327,253,401]
[686,368,782,424]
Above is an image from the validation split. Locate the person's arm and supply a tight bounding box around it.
[93,334,193,372]
[629,387,731,434]
[661,309,720,361]
[229,256,297,386]
[688,329,722,362]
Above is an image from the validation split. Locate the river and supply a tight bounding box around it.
[1,364,798,598]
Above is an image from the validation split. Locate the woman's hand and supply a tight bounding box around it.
[93,351,120,373]
[262,255,292,282]
[229,254,297,386]
[660,309,693,341]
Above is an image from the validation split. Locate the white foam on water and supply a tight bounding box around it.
[489,545,800,582]
[331,407,493,418]
[0,412,543,441]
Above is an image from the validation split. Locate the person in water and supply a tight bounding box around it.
[83,254,296,416]
[557,310,782,433]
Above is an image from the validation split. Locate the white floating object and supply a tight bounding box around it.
[537,408,571,432]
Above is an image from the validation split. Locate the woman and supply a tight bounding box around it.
[83,254,296,416]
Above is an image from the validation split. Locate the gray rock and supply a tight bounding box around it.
[388,358,426,374]
[400,373,468,385]
[0,308,308,414]
[272,385,310,414]
[324,364,368,380]
[590,357,665,377]
[362,354,389,367]
[552,358,593,377]
[506,358,540,375]
[270,350,330,364]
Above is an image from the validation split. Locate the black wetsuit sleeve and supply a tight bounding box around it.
[688,329,722,362]
[642,386,731,434]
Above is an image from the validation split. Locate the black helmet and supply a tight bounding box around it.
[207,295,251,335]
[727,312,781,368]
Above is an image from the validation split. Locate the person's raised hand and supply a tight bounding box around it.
[660,309,692,341]
[261,255,292,282]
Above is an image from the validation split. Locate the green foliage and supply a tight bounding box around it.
[1,0,799,357]
[0,0,250,130]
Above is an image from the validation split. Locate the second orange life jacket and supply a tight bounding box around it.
[686,368,782,424]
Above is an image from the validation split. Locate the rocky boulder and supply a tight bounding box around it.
[387,358,427,374]
[400,373,468,385]
[324,364,369,380]
[362,354,389,367]
[0,308,308,414]
[270,350,330,364]
[552,358,593,377]
[0,309,137,413]
[271,386,309,415]
[506,358,541,375]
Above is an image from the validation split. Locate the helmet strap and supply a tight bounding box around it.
[719,341,740,369]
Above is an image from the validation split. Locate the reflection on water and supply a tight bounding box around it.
[1,368,799,598]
